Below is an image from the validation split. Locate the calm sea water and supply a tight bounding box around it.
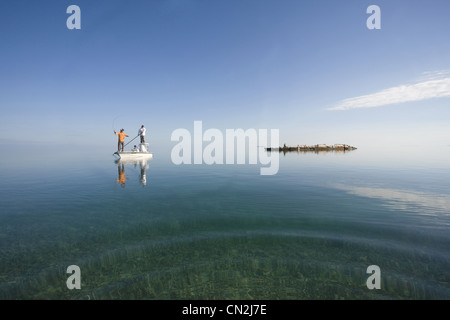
[0,143,449,299]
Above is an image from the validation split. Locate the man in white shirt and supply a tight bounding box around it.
[138,125,146,143]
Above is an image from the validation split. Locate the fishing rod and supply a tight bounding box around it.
[112,115,119,132]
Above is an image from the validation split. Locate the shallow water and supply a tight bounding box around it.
[0,143,449,299]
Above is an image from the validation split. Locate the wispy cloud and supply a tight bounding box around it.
[329,71,450,111]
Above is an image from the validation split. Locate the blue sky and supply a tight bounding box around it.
[1,0,450,150]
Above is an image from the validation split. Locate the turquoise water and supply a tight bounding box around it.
[0,143,449,299]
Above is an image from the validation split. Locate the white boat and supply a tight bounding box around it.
[113,143,153,160]
[114,151,153,160]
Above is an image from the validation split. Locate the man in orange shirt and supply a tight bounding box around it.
[114,129,129,152]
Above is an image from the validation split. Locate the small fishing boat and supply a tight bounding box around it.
[113,143,153,160]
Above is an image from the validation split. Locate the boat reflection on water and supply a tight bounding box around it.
[114,158,151,187]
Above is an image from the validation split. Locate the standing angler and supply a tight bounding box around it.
[114,129,129,152]
[138,125,146,143]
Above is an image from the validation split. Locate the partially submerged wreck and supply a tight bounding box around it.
[266,144,357,152]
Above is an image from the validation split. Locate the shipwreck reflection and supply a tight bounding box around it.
[114,158,151,186]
